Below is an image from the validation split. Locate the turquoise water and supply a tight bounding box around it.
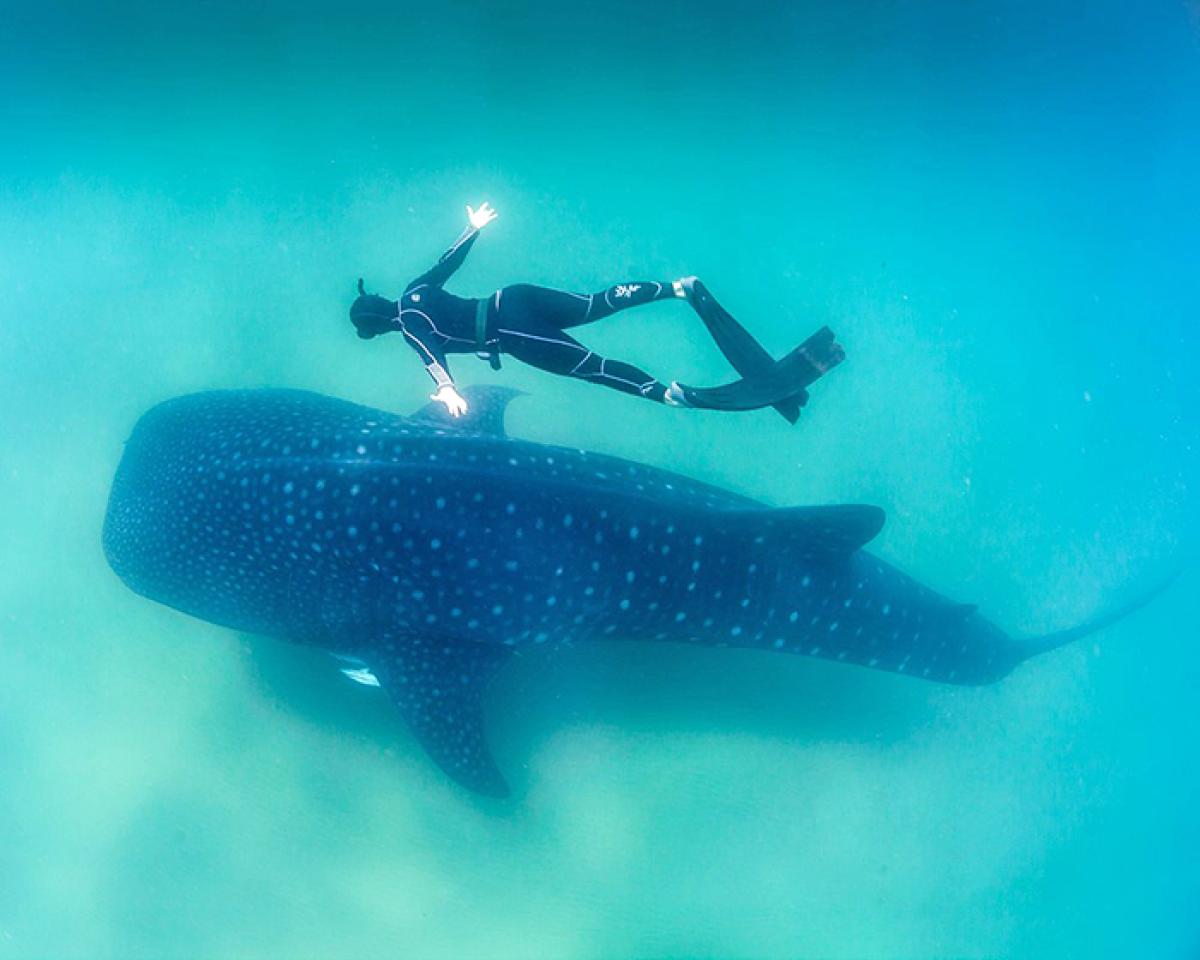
[2,1,1198,957]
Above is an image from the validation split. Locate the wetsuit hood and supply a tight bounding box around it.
[350,290,400,339]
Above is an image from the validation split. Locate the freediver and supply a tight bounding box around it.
[349,202,844,421]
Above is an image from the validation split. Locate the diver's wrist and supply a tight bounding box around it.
[428,364,454,390]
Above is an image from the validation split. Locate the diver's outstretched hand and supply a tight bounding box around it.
[467,202,498,230]
[431,384,469,418]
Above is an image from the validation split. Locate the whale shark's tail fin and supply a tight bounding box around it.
[1019,568,1182,656]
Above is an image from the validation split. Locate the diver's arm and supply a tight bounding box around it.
[412,227,477,290]
[397,313,468,416]
[409,202,498,290]
[398,313,452,386]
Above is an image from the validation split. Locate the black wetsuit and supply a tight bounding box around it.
[391,226,679,402]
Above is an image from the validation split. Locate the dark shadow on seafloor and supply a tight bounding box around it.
[238,633,945,800]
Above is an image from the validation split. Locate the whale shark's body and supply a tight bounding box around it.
[103,387,1165,796]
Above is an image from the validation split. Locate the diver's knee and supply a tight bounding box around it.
[672,276,699,300]
[570,350,602,379]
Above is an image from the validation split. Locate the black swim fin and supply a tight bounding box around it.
[683,279,843,423]
[673,324,846,413]
[676,378,792,412]
[776,325,846,384]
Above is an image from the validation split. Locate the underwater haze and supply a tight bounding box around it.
[2,1,1199,957]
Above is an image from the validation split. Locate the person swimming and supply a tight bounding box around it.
[349,202,844,421]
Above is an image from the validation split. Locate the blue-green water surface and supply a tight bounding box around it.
[2,2,1198,957]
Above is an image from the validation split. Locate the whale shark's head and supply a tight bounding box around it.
[103,390,419,635]
[102,387,528,641]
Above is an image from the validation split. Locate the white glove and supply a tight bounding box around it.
[466,201,498,230]
[431,384,469,418]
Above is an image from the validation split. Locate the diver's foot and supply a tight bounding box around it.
[672,276,698,300]
[663,381,693,407]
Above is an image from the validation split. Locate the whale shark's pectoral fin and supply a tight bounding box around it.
[371,636,514,798]
[409,385,525,438]
[714,504,886,559]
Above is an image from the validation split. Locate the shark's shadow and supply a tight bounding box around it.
[243,633,939,797]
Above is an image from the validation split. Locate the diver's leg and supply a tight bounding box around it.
[565,281,680,327]
[502,281,678,331]
[557,275,803,412]
[495,319,673,403]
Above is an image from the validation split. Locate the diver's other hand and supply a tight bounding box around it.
[431,384,469,417]
[466,202,498,230]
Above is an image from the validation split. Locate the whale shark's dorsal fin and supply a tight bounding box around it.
[714,504,886,559]
[409,385,525,438]
[369,636,514,798]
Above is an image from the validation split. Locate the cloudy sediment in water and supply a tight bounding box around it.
[1,1,1198,957]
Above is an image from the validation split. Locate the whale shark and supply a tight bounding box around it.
[102,387,1170,797]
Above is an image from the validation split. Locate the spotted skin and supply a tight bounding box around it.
[102,386,1145,797]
